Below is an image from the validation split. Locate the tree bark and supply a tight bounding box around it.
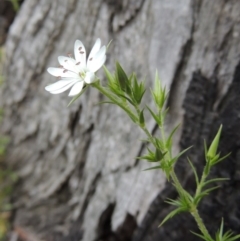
[1,0,240,240]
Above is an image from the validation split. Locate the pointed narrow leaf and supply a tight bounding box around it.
[106,39,113,50]
[169,146,192,166]
[146,105,161,126]
[187,158,199,185]
[68,85,89,106]
[116,62,130,93]
[191,231,213,241]
[103,65,115,84]
[159,207,186,227]
[166,124,180,148]
[139,109,145,126]
[211,152,231,166]
[95,101,116,105]
[202,177,229,188]
[117,93,135,105]
[143,165,161,171]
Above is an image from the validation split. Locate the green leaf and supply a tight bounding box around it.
[104,65,123,96]
[95,101,116,105]
[204,139,208,161]
[211,152,231,166]
[139,109,145,126]
[155,149,167,162]
[115,62,131,95]
[117,93,135,105]
[143,165,162,171]
[202,177,229,188]
[191,231,214,241]
[187,158,199,185]
[137,156,156,162]
[169,146,192,166]
[106,39,113,51]
[215,219,240,241]
[137,148,156,162]
[132,74,146,104]
[103,65,115,84]
[166,124,180,149]
[159,207,187,227]
[165,198,182,206]
[68,85,89,106]
[146,105,161,126]
[196,186,220,201]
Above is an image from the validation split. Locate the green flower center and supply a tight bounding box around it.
[79,71,86,79]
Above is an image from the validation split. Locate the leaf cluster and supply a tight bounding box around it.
[192,219,240,241]
[102,63,146,125]
[105,63,146,107]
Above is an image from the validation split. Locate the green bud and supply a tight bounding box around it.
[207,125,222,161]
[132,74,146,105]
[151,71,167,109]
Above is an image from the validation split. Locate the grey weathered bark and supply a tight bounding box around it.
[1,0,240,240]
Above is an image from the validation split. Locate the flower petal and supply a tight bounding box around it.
[74,40,86,68]
[58,56,80,73]
[84,71,95,84]
[87,45,106,71]
[87,38,101,61]
[46,80,79,94]
[68,81,84,96]
[47,67,79,78]
[87,55,106,73]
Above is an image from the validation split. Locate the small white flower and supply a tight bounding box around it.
[45,38,106,96]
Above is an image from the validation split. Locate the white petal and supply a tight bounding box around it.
[84,71,95,84]
[74,40,86,68]
[68,81,84,96]
[47,67,79,78]
[58,56,80,73]
[87,55,106,73]
[88,38,101,61]
[87,45,106,70]
[45,80,74,92]
[47,80,79,94]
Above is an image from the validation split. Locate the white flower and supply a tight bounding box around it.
[45,38,106,96]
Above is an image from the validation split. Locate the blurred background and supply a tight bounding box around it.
[0,0,240,241]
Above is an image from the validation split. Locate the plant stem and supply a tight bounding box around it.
[190,206,213,240]
[92,82,138,123]
[94,81,212,240]
[195,169,208,197]
[171,169,212,240]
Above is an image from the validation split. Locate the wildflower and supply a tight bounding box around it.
[45,38,106,96]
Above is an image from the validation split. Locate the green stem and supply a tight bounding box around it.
[92,82,138,123]
[94,81,212,240]
[195,169,208,197]
[171,170,212,240]
[191,207,213,240]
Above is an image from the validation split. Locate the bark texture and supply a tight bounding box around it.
[1,0,240,241]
